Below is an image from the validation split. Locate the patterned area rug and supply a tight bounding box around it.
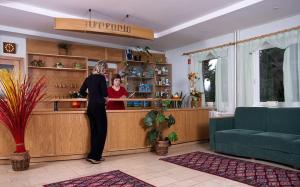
[44,170,154,187]
[160,151,300,187]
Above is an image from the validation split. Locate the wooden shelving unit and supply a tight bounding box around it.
[122,60,172,108]
[28,53,88,111]
[154,63,172,98]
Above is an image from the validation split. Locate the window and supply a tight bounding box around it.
[259,48,285,102]
[202,59,217,102]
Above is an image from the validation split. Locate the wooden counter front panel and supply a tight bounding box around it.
[54,114,90,155]
[186,110,209,141]
[106,112,148,151]
[0,109,209,158]
[164,110,187,144]
[25,115,56,156]
[0,124,15,157]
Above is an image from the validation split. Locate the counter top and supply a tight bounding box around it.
[42,98,181,102]
[32,107,212,114]
[108,98,181,101]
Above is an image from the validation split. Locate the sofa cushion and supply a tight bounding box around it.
[292,139,300,155]
[235,107,268,131]
[267,108,300,135]
[250,132,300,154]
[215,129,262,145]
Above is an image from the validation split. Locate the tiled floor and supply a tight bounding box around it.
[0,142,297,187]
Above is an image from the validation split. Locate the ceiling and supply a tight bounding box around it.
[0,0,300,51]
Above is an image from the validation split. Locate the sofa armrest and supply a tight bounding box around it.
[209,116,235,151]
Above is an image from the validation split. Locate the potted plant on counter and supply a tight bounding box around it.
[0,70,46,171]
[134,46,152,61]
[143,100,178,156]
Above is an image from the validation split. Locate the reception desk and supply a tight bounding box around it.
[0,108,209,163]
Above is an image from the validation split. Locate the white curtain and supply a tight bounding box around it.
[237,29,300,106]
[191,46,235,112]
[191,53,206,107]
[283,43,300,102]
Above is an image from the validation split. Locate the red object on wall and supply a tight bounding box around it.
[71,101,81,108]
[188,58,191,64]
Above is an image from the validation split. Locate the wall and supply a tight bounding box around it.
[0,35,26,58]
[166,14,300,97]
[166,33,234,96]
[0,35,27,74]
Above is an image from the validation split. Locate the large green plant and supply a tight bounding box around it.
[143,100,178,145]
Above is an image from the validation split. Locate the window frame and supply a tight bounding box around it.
[253,47,287,106]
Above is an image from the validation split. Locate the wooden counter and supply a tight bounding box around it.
[0,108,209,162]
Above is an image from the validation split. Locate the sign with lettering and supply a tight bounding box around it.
[54,18,154,40]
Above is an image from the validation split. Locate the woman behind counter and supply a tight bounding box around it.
[107,74,128,110]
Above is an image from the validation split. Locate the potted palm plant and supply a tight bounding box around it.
[143,100,178,155]
[0,70,46,171]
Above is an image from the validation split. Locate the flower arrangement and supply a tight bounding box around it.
[188,72,200,81]
[188,72,202,97]
[188,72,202,108]
[190,89,202,98]
[0,70,46,170]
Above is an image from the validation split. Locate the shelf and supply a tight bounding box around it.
[155,63,171,65]
[127,76,154,79]
[155,85,171,87]
[28,52,87,60]
[110,98,156,101]
[126,106,153,110]
[126,60,154,64]
[156,74,169,76]
[28,66,87,72]
[109,98,181,101]
[128,91,153,94]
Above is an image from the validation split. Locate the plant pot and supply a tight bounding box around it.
[191,97,202,108]
[10,151,30,171]
[155,140,169,156]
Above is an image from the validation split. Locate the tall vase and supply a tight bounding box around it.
[191,96,202,108]
[198,96,202,108]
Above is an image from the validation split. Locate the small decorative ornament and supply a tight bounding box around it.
[3,42,16,54]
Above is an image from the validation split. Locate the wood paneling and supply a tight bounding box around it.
[27,39,59,54]
[27,39,165,63]
[186,110,209,141]
[164,110,187,144]
[25,114,56,157]
[27,39,117,61]
[107,111,148,151]
[0,109,209,161]
[55,114,90,155]
[105,48,123,62]
[0,124,15,157]
[69,44,106,60]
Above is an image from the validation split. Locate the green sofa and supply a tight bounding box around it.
[209,107,300,168]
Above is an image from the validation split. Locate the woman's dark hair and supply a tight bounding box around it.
[111,74,122,85]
